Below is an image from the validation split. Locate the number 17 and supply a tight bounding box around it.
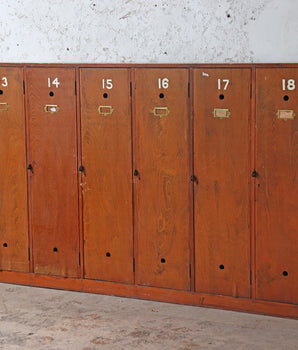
[218,79,229,90]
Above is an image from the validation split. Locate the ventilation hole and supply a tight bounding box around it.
[159,93,164,99]
[53,247,58,252]
[3,243,7,248]
[0,90,3,95]
[283,95,289,101]
[219,264,225,270]
[161,258,166,263]
[219,94,224,100]
[106,252,111,257]
[49,91,54,97]
[103,93,108,98]
[282,270,288,277]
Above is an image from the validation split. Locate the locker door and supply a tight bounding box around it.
[194,69,251,297]
[0,67,29,272]
[134,68,191,290]
[256,68,298,304]
[80,68,133,283]
[26,68,80,277]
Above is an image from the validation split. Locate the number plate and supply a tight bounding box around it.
[277,110,295,120]
[213,108,230,119]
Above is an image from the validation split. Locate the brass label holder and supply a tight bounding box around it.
[153,107,170,118]
[277,110,295,120]
[213,108,230,119]
[0,102,9,112]
[44,104,60,114]
[98,105,114,116]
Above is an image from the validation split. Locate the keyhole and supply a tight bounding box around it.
[53,247,58,253]
[103,93,108,98]
[219,94,224,100]
[0,90,3,95]
[159,93,164,99]
[283,95,289,101]
[3,243,8,248]
[161,258,166,263]
[49,91,54,97]
[106,252,111,257]
[219,264,225,270]
[282,271,288,277]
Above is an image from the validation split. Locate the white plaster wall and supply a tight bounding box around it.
[0,0,297,63]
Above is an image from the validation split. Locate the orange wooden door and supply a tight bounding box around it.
[134,68,191,290]
[0,67,29,272]
[26,68,80,278]
[256,68,298,304]
[80,68,133,283]
[193,68,251,298]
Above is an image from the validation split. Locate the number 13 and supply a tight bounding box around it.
[1,77,8,87]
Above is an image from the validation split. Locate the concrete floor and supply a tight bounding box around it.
[0,283,297,350]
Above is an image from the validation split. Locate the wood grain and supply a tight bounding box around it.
[26,68,80,278]
[0,67,29,272]
[193,68,251,298]
[80,68,133,283]
[133,68,191,290]
[256,68,298,304]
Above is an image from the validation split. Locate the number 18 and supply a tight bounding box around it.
[282,79,295,91]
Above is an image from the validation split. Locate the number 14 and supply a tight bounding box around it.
[48,77,60,88]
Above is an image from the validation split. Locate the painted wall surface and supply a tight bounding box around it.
[0,0,297,63]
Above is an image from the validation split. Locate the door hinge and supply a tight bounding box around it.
[133,169,140,180]
[133,257,135,273]
[28,247,30,260]
[189,263,191,279]
[190,175,198,184]
[250,269,252,285]
[130,82,132,97]
[23,80,25,95]
[250,83,252,98]
[79,252,81,266]
[27,163,33,173]
[188,82,190,98]
[75,80,77,95]
[251,169,257,178]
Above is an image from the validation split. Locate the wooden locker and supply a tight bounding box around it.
[134,68,191,290]
[26,68,80,278]
[80,68,133,283]
[193,68,251,298]
[0,67,29,272]
[256,68,298,304]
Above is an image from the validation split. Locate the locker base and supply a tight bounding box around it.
[0,271,297,319]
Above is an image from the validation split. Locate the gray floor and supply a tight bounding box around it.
[0,283,297,350]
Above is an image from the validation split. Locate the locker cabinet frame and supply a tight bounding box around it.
[0,63,296,319]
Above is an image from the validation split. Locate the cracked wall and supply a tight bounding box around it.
[0,0,297,63]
